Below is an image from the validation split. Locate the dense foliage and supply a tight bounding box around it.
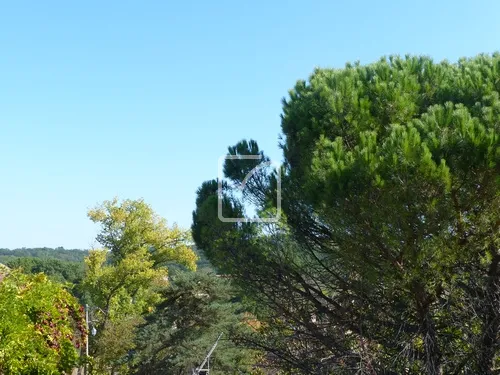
[2,257,84,284]
[132,271,257,375]
[0,271,86,374]
[192,54,500,374]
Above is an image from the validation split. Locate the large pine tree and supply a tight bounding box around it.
[193,54,500,374]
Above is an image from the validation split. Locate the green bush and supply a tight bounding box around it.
[0,271,86,374]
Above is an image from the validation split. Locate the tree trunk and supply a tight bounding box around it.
[413,280,441,375]
[422,311,441,375]
[478,252,500,374]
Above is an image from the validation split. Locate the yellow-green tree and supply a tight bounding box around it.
[83,198,197,373]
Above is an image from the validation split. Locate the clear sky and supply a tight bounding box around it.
[0,0,498,249]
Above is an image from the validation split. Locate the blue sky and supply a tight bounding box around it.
[0,0,498,249]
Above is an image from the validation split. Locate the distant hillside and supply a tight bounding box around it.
[0,247,88,263]
[0,247,88,284]
[0,246,213,270]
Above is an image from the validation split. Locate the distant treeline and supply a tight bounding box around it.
[0,246,213,281]
[0,247,88,284]
[0,247,88,263]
